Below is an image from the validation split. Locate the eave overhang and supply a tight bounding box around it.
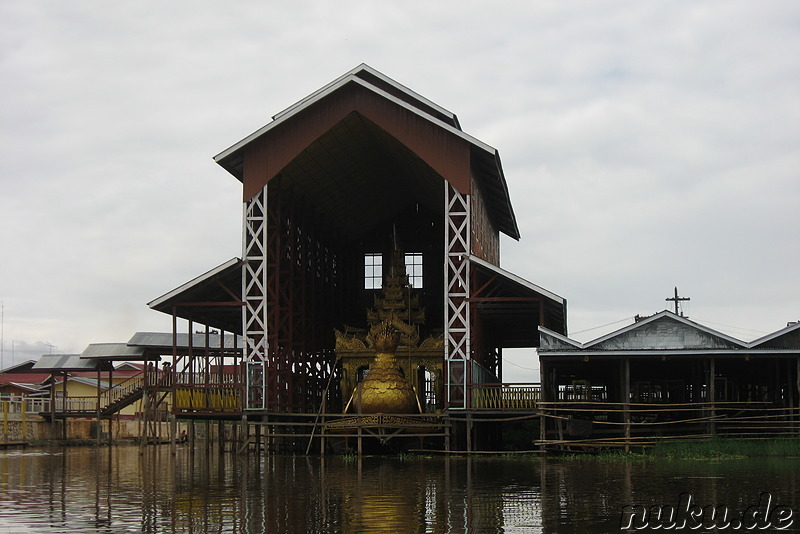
[148,258,243,334]
[469,255,567,347]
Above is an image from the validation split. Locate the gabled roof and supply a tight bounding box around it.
[539,326,583,350]
[115,362,145,371]
[538,311,763,356]
[215,64,469,173]
[213,64,520,240]
[749,321,800,349]
[271,63,461,129]
[584,311,746,351]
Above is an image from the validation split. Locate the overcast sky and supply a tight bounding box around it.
[1,1,798,381]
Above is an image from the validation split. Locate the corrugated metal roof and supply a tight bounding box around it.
[147,258,241,309]
[470,255,565,305]
[583,311,746,350]
[32,354,111,371]
[80,343,148,361]
[467,255,567,345]
[127,332,245,350]
[147,258,243,333]
[749,320,800,348]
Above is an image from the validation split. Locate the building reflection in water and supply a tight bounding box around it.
[2,446,798,533]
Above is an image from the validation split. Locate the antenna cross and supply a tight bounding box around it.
[666,287,690,317]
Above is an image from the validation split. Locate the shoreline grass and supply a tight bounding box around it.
[650,437,800,460]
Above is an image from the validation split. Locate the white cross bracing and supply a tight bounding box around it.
[242,185,268,409]
[445,182,470,408]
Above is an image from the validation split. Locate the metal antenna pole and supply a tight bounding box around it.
[665,287,690,317]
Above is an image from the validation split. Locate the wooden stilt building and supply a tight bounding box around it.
[146,64,567,453]
[538,312,800,450]
[22,66,798,453]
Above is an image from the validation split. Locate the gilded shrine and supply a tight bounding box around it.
[336,248,444,414]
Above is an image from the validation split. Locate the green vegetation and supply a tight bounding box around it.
[551,438,800,461]
[651,438,800,460]
[558,449,648,462]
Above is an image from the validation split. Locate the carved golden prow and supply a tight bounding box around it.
[344,321,421,414]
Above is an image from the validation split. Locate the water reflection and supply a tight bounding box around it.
[0,446,799,533]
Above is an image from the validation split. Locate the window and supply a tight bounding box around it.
[364,253,382,289]
[405,253,423,288]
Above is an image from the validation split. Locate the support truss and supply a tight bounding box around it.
[243,185,268,409]
[445,182,470,408]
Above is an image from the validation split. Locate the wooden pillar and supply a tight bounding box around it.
[21,403,27,443]
[622,358,630,453]
[107,366,113,446]
[2,400,8,441]
[170,414,177,456]
[796,357,800,437]
[50,373,56,426]
[256,416,263,454]
[539,361,548,448]
[466,413,473,453]
[319,414,326,456]
[786,359,794,436]
[706,358,716,437]
[444,416,451,452]
[62,372,68,440]
[240,414,247,454]
[96,367,102,447]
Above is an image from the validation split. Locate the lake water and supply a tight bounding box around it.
[1,445,798,533]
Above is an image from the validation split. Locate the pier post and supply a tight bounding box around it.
[708,357,716,436]
[170,415,177,456]
[21,404,27,443]
[794,356,800,436]
[444,416,450,452]
[622,358,630,453]
[240,414,247,453]
[466,413,473,453]
[96,368,102,447]
[538,410,545,452]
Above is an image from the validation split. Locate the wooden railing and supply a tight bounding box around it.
[100,375,145,410]
[173,372,242,387]
[1,397,50,415]
[470,383,541,410]
[54,396,97,413]
[174,387,242,412]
